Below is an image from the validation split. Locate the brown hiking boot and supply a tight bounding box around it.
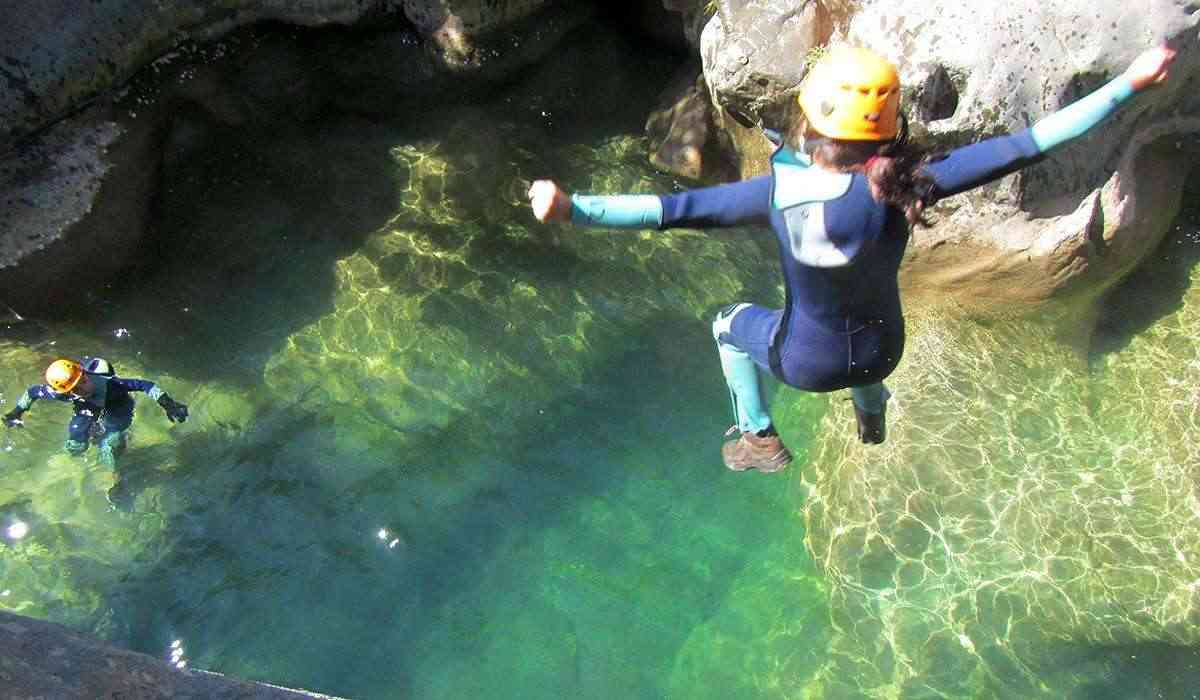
[721,428,793,473]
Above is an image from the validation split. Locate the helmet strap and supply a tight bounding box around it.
[880,113,909,157]
[800,133,829,157]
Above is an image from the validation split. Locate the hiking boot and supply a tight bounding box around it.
[721,428,792,473]
[854,403,886,444]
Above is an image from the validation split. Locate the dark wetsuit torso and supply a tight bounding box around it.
[657,129,1045,391]
[17,374,161,437]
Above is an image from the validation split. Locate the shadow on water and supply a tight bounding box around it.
[1054,642,1200,700]
[109,119,399,384]
[102,315,816,698]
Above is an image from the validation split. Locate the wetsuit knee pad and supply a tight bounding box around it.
[713,303,752,342]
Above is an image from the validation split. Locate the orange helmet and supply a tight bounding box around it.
[45,359,84,393]
[798,47,901,141]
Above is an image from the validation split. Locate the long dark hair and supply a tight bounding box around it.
[797,117,939,227]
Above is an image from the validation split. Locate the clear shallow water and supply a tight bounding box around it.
[2,20,1200,699]
[791,183,1200,699]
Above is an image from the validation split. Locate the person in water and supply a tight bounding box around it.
[3,357,189,468]
[528,44,1175,472]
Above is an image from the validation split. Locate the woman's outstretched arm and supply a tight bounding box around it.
[528,177,774,230]
[926,45,1176,198]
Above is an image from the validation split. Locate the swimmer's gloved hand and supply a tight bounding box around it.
[2,408,24,428]
[157,394,189,423]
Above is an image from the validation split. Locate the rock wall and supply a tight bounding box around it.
[0,0,586,317]
[5,0,1197,319]
[1,1,386,151]
[0,0,563,152]
[0,610,347,699]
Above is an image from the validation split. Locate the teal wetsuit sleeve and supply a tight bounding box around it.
[15,388,36,411]
[1030,76,1136,152]
[925,76,1139,198]
[14,385,63,411]
[570,195,664,229]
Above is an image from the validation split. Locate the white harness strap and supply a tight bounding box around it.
[784,203,849,267]
[712,302,753,341]
[772,157,854,269]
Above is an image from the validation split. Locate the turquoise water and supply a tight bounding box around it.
[3,19,1200,699]
[0,25,829,699]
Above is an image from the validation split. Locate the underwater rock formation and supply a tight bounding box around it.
[260,128,771,442]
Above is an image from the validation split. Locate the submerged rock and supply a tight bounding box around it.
[263,129,771,444]
[645,62,736,182]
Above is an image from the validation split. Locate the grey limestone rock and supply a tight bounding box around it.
[700,0,1200,315]
[0,104,160,315]
[0,1,392,151]
[0,609,347,699]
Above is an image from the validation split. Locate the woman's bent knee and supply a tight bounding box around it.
[713,302,751,343]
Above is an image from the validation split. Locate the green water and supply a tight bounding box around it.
[3,20,1200,700]
[0,26,829,699]
[792,188,1200,699]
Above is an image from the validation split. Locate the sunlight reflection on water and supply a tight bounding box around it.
[3,22,1200,700]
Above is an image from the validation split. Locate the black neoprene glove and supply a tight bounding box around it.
[2,408,23,428]
[157,394,189,423]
